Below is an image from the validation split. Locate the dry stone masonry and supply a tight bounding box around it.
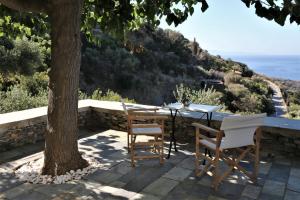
[0,100,300,156]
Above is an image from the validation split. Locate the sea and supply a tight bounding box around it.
[218,54,300,81]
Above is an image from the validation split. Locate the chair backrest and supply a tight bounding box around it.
[220,113,266,149]
[121,98,128,115]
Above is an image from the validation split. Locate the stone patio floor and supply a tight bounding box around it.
[0,129,300,200]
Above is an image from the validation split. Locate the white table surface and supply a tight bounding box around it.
[165,102,221,113]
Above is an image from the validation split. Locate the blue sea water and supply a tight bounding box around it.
[220,54,300,81]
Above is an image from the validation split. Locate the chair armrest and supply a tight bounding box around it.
[192,123,219,135]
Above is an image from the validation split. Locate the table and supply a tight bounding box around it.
[165,102,221,159]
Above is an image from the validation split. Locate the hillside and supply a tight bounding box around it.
[0,26,274,115]
[80,26,274,114]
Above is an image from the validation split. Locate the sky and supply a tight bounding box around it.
[159,0,300,56]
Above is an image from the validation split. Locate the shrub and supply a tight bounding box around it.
[173,84,223,106]
[0,73,20,91]
[0,38,45,75]
[227,83,250,98]
[209,69,224,80]
[19,72,49,96]
[173,84,191,104]
[241,77,270,96]
[241,67,254,77]
[225,83,274,114]
[0,85,47,114]
[90,89,135,103]
[288,103,300,119]
[224,72,242,86]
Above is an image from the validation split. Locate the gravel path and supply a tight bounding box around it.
[266,80,287,117]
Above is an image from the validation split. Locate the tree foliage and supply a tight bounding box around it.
[1,0,298,45]
[242,0,300,25]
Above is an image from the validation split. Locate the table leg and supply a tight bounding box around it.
[167,109,178,159]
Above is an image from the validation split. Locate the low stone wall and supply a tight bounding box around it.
[0,110,91,152]
[262,127,300,157]
[1,100,300,157]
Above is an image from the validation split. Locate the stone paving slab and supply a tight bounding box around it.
[290,167,300,178]
[162,166,192,181]
[284,190,300,200]
[262,180,286,197]
[268,163,290,182]
[85,169,124,185]
[287,176,300,192]
[143,177,179,197]
[0,129,300,200]
[241,185,262,199]
[131,193,162,200]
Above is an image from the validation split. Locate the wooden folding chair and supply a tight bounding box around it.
[121,100,167,167]
[193,113,266,190]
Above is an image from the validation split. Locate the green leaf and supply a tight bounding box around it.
[266,0,275,6]
[292,5,300,17]
[200,0,209,12]
[241,0,251,8]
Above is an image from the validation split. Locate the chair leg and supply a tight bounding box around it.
[253,145,260,182]
[131,134,135,167]
[154,136,159,154]
[127,132,130,153]
[159,135,165,165]
[212,149,221,190]
[195,128,200,175]
[253,129,261,181]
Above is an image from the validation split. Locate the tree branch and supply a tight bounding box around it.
[0,0,48,13]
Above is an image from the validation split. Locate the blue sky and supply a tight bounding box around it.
[159,0,300,56]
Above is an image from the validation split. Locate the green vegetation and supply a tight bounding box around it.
[173,73,274,115]
[276,79,300,119]
[0,85,47,113]
[0,37,47,75]
[0,27,275,115]
[223,74,274,114]
[174,84,223,106]
[89,89,135,103]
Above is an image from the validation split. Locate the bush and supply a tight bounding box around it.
[227,83,250,98]
[209,69,224,80]
[173,84,223,106]
[288,103,300,119]
[225,83,274,114]
[0,85,48,114]
[241,67,254,77]
[241,77,270,96]
[19,72,49,96]
[0,73,20,91]
[90,89,135,103]
[224,72,242,86]
[0,37,45,75]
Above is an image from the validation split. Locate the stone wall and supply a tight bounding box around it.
[1,100,300,157]
[0,110,91,152]
[261,127,300,157]
[88,108,300,157]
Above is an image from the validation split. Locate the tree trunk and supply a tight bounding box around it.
[42,0,88,175]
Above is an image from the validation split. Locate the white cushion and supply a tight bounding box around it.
[132,127,162,135]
